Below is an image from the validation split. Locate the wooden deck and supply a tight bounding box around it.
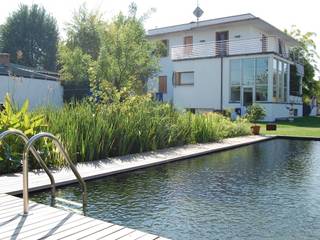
[0,194,167,240]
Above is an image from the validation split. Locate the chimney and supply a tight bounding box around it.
[0,53,10,65]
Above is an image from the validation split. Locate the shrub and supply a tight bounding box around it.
[245,104,266,124]
[0,95,251,173]
[0,95,45,173]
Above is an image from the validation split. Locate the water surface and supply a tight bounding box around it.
[31,139,320,240]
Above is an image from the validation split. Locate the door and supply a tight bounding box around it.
[242,87,253,107]
[159,76,167,93]
[216,31,229,56]
[184,36,193,55]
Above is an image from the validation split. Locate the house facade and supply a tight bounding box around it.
[147,14,304,121]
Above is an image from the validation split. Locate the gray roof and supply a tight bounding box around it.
[0,63,59,81]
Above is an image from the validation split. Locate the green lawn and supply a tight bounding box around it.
[259,116,320,137]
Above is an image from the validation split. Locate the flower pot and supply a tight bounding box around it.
[250,125,261,135]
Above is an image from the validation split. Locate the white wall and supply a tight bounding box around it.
[0,75,63,110]
[259,103,303,121]
[173,58,221,109]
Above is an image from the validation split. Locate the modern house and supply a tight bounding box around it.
[0,53,63,109]
[147,14,304,121]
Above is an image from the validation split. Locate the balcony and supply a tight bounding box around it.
[171,36,291,61]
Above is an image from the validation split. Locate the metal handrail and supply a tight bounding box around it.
[0,129,56,201]
[22,132,87,215]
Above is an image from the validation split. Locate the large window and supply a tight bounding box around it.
[255,58,268,101]
[230,60,241,102]
[273,59,288,102]
[229,57,269,103]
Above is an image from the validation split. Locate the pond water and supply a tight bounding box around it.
[30,139,320,240]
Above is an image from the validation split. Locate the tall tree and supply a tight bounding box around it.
[0,4,59,71]
[286,26,320,101]
[65,4,102,60]
[90,2,160,100]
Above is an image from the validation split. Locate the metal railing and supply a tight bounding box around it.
[22,132,88,215]
[0,129,56,201]
[0,129,87,215]
[171,36,291,60]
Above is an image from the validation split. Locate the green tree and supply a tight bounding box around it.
[65,4,102,60]
[286,26,320,101]
[0,4,59,71]
[90,3,160,100]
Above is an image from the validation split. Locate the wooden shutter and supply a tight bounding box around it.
[159,76,167,93]
[174,72,181,86]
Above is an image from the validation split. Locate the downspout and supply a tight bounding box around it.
[220,57,223,111]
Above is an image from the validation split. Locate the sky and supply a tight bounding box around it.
[0,0,319,74]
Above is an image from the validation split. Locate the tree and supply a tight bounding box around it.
[286,26,320,101]
[0,4,59,71]
[90,3,160,101]
[65,4,102,60]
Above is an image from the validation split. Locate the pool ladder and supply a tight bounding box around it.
[0,129,87,215]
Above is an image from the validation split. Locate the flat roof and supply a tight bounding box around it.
[147,13,298,45]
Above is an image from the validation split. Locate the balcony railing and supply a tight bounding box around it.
[171,36,291,61]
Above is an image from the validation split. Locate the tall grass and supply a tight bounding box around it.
[34,96,250,168]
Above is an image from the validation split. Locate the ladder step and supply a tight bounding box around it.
[55,197,83,208]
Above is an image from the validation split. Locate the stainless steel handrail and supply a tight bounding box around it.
[0,129,56,200]
[22,132,87,215]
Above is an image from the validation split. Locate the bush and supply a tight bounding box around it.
[245,104,266,124]
[0,95,251,173]
[0,95,45,173]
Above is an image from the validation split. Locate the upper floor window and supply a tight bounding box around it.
[175,71,194,86]
[160,39,169,57]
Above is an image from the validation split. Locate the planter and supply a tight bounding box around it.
[251,125,261,135]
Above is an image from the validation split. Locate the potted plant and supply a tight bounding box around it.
[245,104,266,135]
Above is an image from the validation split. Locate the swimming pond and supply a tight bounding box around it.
[31,139,320,239]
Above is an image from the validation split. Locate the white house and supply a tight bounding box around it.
[147,14,304,121]
[0,53,63,110]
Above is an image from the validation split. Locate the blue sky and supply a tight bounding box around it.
[1,0,319,74]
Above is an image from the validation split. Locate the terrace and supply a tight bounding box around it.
[171,36,295,61]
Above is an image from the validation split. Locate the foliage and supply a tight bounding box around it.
[65,4,103,60]
[58,45,93,101]
[286,26,320,101]
[0,4,59,71]
[245,104,266,124]
[31,97,250,169]
[90,3,160,100]
[0,95,45,173]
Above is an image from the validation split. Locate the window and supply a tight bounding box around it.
[255,58,268,101]
[230,86,241,102]
[229,57,269,103]
[242,59,255,85]
[273,59,288,102]
[160,40,169,57]
[175,72,194,86]
[159,76,167,93]
[230,59,241,102]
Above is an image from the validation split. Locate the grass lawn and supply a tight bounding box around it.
[259,116,320,137]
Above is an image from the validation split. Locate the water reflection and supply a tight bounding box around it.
[31,139,320,240]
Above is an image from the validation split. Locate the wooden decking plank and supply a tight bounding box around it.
[40,218,103,239]
[0,210,69,236]
[13,214,90,239]
[117,230,147,240]
[100,227,136,240]
[79,225,124,240]
[49,222,112,240]
[0,203,44,220]
[136,234,161,240]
